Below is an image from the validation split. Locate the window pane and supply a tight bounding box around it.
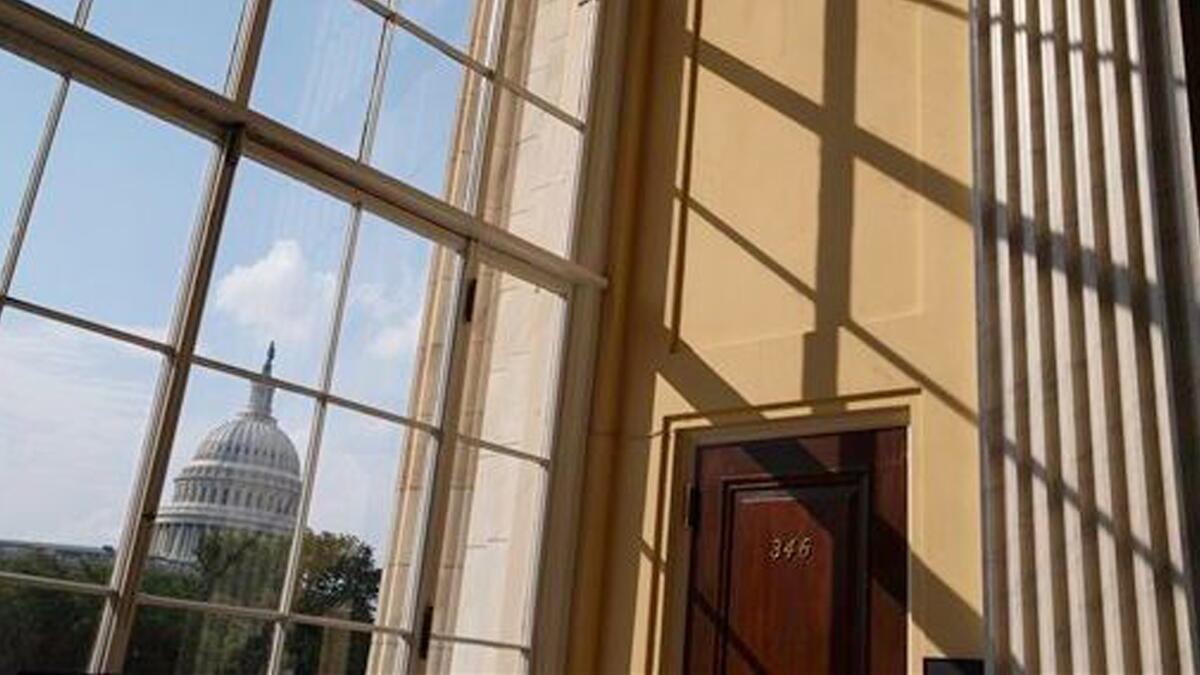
[482,92,582,256]
[362,631,409,675]
[372,430,438,632]
[396,0,497,59]
[434,445,546,645]
[88,0,245,91]
[0,309,161,584]
[124,605,272,674]
[25,0,78,21]
[142,364,312,609]
[299,408,435,629]
[11,84,211,340]
[197,160,349,387]
[459,266,566,459]
[371,28,478,208]
[503,0,598,118]
[428,639,527,674]
[253,0,382,157]
[282,623,400,675]
[332,212,455,420]
[0,52,58,256]
[0,581,103,673]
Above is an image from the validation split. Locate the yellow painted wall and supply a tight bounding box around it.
[569,0,981,671]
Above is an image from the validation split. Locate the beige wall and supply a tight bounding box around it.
[570,0,981,671]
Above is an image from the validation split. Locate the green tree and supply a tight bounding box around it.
[0,548,112,672]
[288,531,380,674]
[0,577,104,673]
[1,529,381,674]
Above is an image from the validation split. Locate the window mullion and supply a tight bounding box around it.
[0,0,95,302]
[226,0,272,106]
[91,124,245,673]
[0,74,64,300]
[263,14,397,665]
[264,200,363,673]
[470,0,518,220]
[359,18,396,168]
[89,0,277,663]
[405,241,480,675]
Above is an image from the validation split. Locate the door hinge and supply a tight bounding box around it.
[685,483,700,528]
[417,604,434,660]
[461,278,478,323]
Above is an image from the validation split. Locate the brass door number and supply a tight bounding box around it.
[767,533,815,564]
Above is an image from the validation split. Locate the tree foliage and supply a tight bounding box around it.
[0,528,380,674]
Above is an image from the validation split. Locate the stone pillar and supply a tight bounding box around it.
[972,0,1200,670]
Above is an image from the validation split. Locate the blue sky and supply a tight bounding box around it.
[0,0,474,569]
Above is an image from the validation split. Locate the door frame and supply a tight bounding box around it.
[662,406,912,674]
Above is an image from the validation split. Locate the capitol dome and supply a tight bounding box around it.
[191,406,301,476]
[150,344,303,563]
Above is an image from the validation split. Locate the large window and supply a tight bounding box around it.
[0,0,607,672]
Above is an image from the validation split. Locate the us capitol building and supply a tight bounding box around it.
[149,344,302,563]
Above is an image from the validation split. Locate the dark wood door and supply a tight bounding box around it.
[684,428,907,674]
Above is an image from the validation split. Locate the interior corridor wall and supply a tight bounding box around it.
[568,0,982,672]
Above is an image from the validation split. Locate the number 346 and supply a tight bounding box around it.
[767,534,814,564]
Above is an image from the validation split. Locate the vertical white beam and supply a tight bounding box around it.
[1014,0,1069,665]
[1039,0,1097,667]
[974,0,1198,670]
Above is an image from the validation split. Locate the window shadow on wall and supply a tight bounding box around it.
[592,0,1190,671]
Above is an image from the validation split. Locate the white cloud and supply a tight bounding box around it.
[353,282,404,322]
[366,312,423,360]
[213,239,335,344]
[350,279,426,362]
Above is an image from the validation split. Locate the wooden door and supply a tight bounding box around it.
[684,427,907,674]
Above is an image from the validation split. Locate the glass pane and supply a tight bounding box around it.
[0,309,161,584]
[427,640,527,674]
[482,92,582,256]
[124,604,272,674]
[0,51,59,255]
[458,266,566,459]
[88,0,245,91]
[0,581,103,673]
[371,28,478,207]
[197,159,349,387]
[332,212,455,419]
[396,0,497,58]
[282,623,401,675]
[503,0,598,117]
[11,83,211,340]
[142,363,312,609]
[25,0,78,21]
[299,408,435,629]
[253,0,382,157]
[434,445,546,645]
